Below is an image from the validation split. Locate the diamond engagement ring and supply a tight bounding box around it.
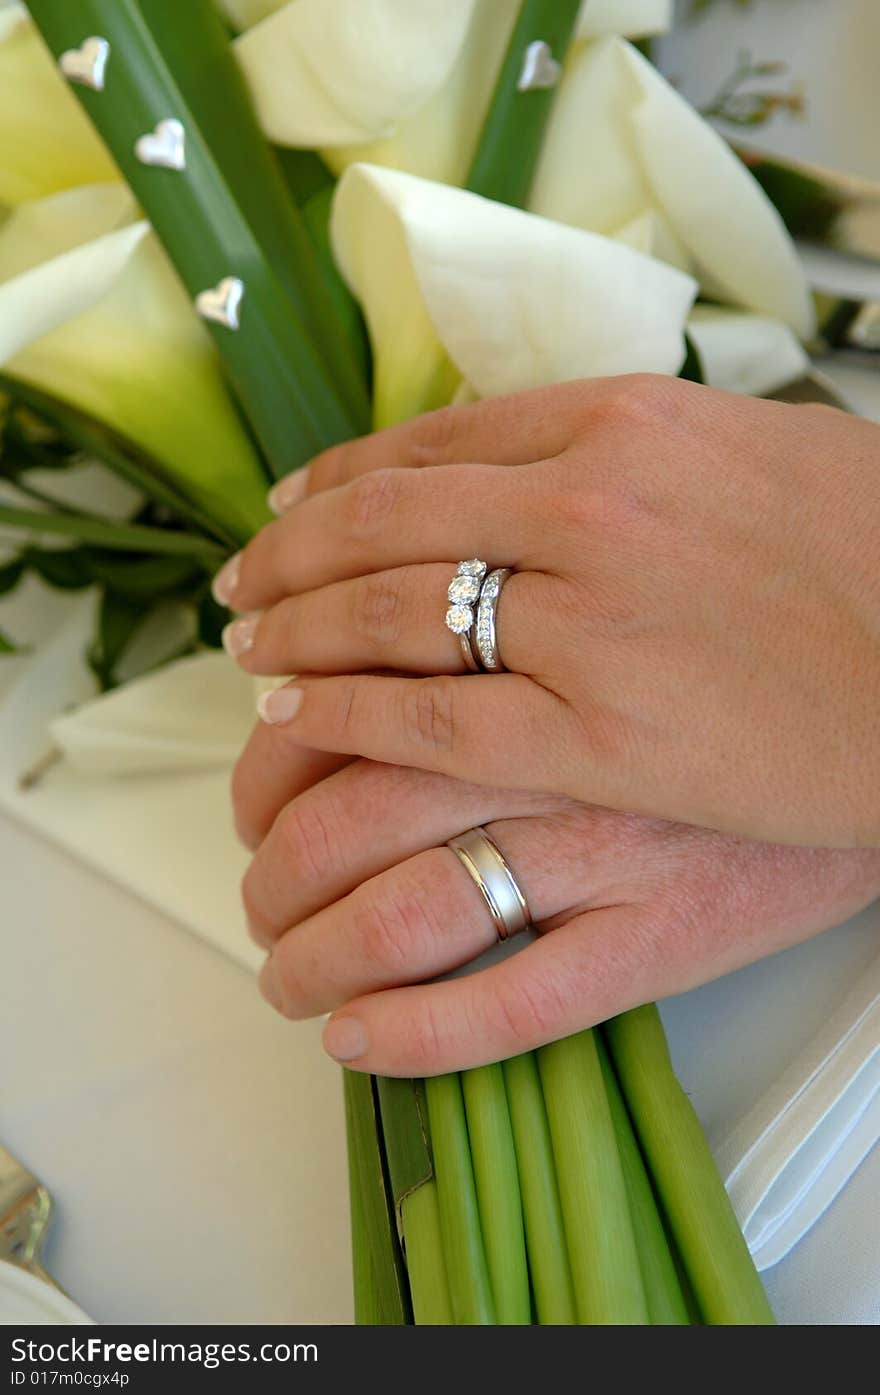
[447,827,532,941]
[445,559,487,671]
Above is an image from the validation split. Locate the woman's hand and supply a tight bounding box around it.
[215,376,880,847]
[233,738,880,1076]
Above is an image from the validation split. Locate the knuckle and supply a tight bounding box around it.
[593,373,677,431]
[342,467,401,539]
[486,973,572,1049]
[403,1003,446,1075]
[402,677,458,754]
[353,876,438,973]
[276,795,341,889]
[351,571,404,646]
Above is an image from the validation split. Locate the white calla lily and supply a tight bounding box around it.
[236,10,809,346]
[687,305,810,397]
[235,1,672,184]
[0,4,118,204]
[530,38,814,336]
[0,184,270,539]
[332,163,697,427]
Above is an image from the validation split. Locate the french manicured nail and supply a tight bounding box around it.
[211,551,242,606]
[258,958,283,1011]
[323,1016,368,1062]
[222,613,260,659]
[257,686,303,725]
[268,469,309,515]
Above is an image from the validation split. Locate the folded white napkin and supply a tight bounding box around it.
[1,582,879,1280]
[0,590,258,972]
[717,956,880,1271]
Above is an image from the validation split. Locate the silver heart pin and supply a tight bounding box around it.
[59,36,110,92]
[135,118,186,171]
[195,277,244,331]
[517,39,561,92]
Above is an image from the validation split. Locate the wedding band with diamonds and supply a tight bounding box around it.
[445,559,487,668]
[473,567,512,673]
[447,826,531,941]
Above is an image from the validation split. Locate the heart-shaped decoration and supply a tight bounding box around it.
[516,39,561,93]
[195,277,244,331]
[59,36,110,92]
[135,118,186,172]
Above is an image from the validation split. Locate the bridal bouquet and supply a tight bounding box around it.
[1,0,815,1322]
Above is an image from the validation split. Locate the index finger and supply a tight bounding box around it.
[268,380,599,511]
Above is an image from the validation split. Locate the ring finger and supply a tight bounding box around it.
[259,807,617,1020]
[222,564,561,679]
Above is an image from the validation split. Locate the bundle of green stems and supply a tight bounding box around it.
[367,1007,773,1325]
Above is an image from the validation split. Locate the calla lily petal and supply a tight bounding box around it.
[51,650,255,776]
[332,163,697,425]
[687,305,810,397]
[320,1,516,186]
[577,0,672,39]
[234,0,478,147]
[0,185,270,539]
[0,5,118,204]
[532,38,814,337]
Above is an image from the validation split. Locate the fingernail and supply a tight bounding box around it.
[257,686,303,725]
[268,469,309,515]
[212,551,242,606]
[258,958,283,1010]
[323,1015,368,1062]
[222,613,260,659]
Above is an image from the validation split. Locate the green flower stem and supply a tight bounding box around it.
[345,1114,380,1326]
[538,1031,648,1324]
[466,0,583,208]
[461,1064,530,1324]
[502,1052,576,1325]
[26,0,369,477]
[425,1073,495,1324]
[603,1006,775,1325]
[400,1182,454,1325]
[596,1034,690,1325]
[0,504,225,560]
[342,1071,411,1326]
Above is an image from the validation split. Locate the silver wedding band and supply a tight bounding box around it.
[472,567,512,672]
[444,560,513,673]
[447,826,532,942]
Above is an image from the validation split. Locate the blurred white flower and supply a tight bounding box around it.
[530,38,814,336]
[235,1,673,182]
[235,7,810,341]
[686,305,810,396]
